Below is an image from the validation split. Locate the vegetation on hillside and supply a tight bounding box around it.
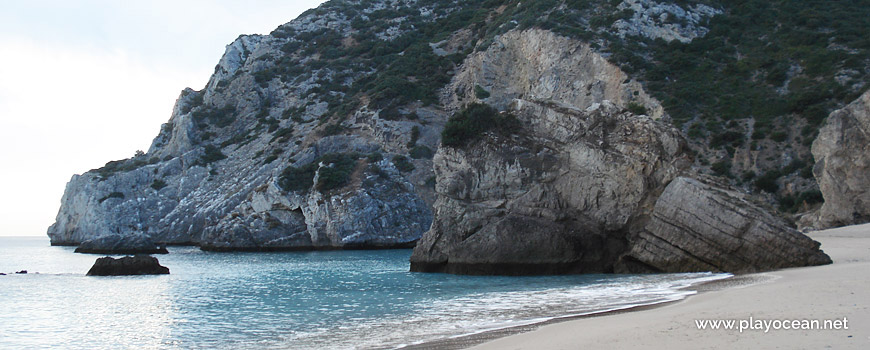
[278,153,360,192]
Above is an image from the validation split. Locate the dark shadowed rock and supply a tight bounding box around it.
[618,177,832,273]
[86,255,170,276]
[75,234,168,255]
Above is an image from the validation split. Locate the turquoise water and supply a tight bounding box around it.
[0,237,728,349]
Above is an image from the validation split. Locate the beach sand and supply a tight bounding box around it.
[469,223,870,350]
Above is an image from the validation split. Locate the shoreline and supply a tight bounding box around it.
[459,223,870,349]
[401,273,768,350]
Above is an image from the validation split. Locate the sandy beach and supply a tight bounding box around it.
[470,223,870,350]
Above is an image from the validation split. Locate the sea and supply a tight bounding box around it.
[0,236,730,349]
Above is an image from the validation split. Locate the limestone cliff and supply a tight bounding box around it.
[807,90,870,229]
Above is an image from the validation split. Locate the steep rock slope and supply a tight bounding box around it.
[808,90,870,229]
[47,0,464,249]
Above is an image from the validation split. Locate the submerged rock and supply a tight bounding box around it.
[808,90,870,229]
[86,256,170,276]
[619,177,833,273]
[75,234,168,255]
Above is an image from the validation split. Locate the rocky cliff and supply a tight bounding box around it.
[48,0,457,249]
[48,0,854,273]
[410,29,831,274]
[807,90,870,229]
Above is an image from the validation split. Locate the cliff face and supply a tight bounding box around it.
[48,0,849,273]
[48,0,450,249]
[411,29,831,275]
[445,29,664,118]
[808,90,870,229]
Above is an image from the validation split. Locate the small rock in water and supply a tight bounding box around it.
[87,255,170,276]
[15,270,27,274]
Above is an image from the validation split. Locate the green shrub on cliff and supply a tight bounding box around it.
[98,192,125,204]
[200,145,227,165]
[191,104,236,128]
[392,155,415,173]
[150,179,167,191]
[316,153,358,191]
[278,162,319,192]
[442,103,520,148]
[278,153,360,192]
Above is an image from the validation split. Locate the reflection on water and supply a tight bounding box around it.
[0,237,728,349]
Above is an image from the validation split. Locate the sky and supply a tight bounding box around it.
[0,0,328,236]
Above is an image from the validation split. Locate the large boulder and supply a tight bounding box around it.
[75,234,168,255]
[411,100,690,275]
[619,177,832,273]
[86,256,170,276]
[810,90,870,229]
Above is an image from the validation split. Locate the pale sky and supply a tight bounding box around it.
[0,0,328,236]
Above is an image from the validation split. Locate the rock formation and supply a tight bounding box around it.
[86,256,170,276]
[411,29,831,275]
[809,90,870,229]
[74,234,168,255]
[411,98,687,274]
[621,177,832,273]
[48,1,443,251]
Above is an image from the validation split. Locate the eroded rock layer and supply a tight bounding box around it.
[621,177,832,273]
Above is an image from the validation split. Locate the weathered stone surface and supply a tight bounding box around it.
[411,98,690,275]
[86,256,170,276]
[199,158,430,251]
[809,90,870,229]
[47,2,441,249]
[619,177,832,273]
[447,29,665,119]
[75,234,168,255]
